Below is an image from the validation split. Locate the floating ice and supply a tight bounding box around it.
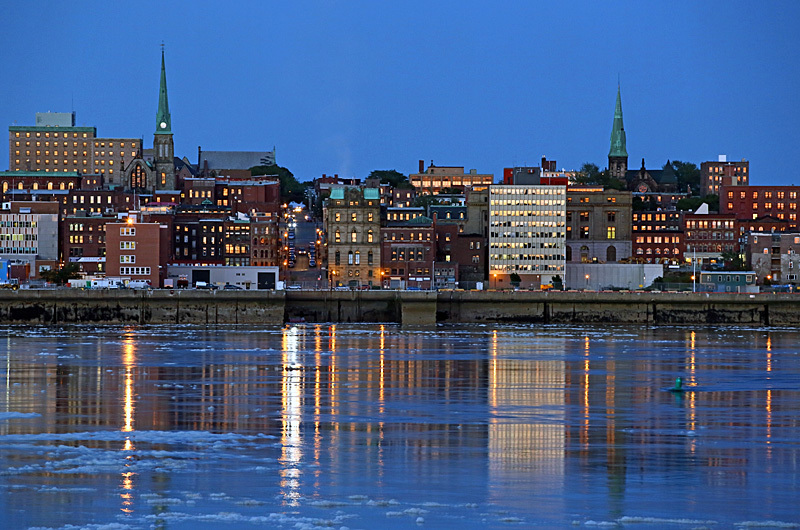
[0,411,40,420]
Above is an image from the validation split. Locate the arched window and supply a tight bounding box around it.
[367,229,373,243]
[1,182,7,193]
[355,251,360,265]
[368,251,373,265]
[606,246,616,262]
[47,182,53,190]
[334,230,341,243]
[32,182,39,190]
[348,251,354,265]
[580,245,590,263]
[351,229,357,243]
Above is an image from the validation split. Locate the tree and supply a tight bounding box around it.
[369,170,410,188]
[552,275,563,291]
[509,273,521,287]
[676,194,718,212]
[412,194,439,212]
[721,250,745,271]
[250,165,306,203]
[576,162,625,190]
[667,160,701,195]
[40,263,81,285]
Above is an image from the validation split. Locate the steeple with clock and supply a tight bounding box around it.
[153,46,175,190]
[608,85,628,183]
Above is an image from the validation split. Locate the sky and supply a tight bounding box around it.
[2,1,799,185]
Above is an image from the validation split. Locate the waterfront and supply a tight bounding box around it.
[1,324,798,529]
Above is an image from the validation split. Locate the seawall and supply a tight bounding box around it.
[1,289,799,326]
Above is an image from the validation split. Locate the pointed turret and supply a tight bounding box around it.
[155,48,171,134]
[608,85,629,181]
[609,85,627,157]
[153,46,175,190]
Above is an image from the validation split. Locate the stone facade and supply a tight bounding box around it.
[325,186,381,288]
[566,187,632,264]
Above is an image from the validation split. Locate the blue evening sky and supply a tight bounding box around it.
[2,1,798,185]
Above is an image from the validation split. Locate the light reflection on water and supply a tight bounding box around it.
[0,324,798,529]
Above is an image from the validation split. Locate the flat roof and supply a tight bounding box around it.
[9,126,96,133]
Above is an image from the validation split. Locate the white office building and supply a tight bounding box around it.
[489,184,567,289]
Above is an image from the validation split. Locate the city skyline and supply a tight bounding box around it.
[2,1,799,185]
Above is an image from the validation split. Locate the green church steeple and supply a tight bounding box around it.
[609,85,627,157]
[155,47,171,134]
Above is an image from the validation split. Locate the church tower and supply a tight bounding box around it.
[153,47,176,190]
[608,85,628,182]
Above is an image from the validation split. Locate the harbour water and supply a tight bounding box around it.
[1,324,798,529]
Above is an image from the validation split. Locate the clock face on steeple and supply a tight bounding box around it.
[160,121,167,129]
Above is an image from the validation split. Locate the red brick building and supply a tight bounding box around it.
[701,157,748,197]
[684,212,737,265]
[380,216,434,289]
[722,185,800,229]
[631,210,684,264]
[105,218,168,287]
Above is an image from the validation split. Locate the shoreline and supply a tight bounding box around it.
[0,289,797,326]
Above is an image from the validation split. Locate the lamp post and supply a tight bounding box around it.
[585,274,590,290]
[492,272,497,290]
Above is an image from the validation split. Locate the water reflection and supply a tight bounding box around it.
[280,325,303,506]
[120,330,137,514]
[0,325,798,528]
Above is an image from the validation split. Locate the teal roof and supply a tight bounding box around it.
[0,170,80,178]
[363,188,380,200]
[330,188,344,200]
[406,215,432,226]
[609,86,628,158]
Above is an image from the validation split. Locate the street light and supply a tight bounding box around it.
[585,274,590,290]
[492,272,497,290]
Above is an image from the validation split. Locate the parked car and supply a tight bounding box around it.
[128,280,152,290]
[223,283,243,290]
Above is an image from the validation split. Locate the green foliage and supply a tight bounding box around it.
[665,160,701,195]
[552,275,563,291]
[412,194,439,212]
[676,194,718,212]
[369,170,410,188]
[509,273,521,286]
[576,162,625,190]
[721,250,745,270]
[40,263,81,285]
[250,165,306,203]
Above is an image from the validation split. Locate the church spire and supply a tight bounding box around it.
[609,85,627,157]
[155,46,171,134]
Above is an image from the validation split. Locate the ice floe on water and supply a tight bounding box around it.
[0,411,40,420]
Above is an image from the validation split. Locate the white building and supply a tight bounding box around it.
[488,184,567,289]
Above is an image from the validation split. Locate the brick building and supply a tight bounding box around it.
[684,211,737,266]
[701,156,748,197]
[380,216,435,289]
[721,185,800,229]
[105,218,168,287]
[631,210,684,264]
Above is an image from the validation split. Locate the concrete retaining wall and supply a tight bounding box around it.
[1,289,799,326]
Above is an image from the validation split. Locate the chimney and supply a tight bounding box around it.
[198,146,202,168]
[419,160,424,173]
